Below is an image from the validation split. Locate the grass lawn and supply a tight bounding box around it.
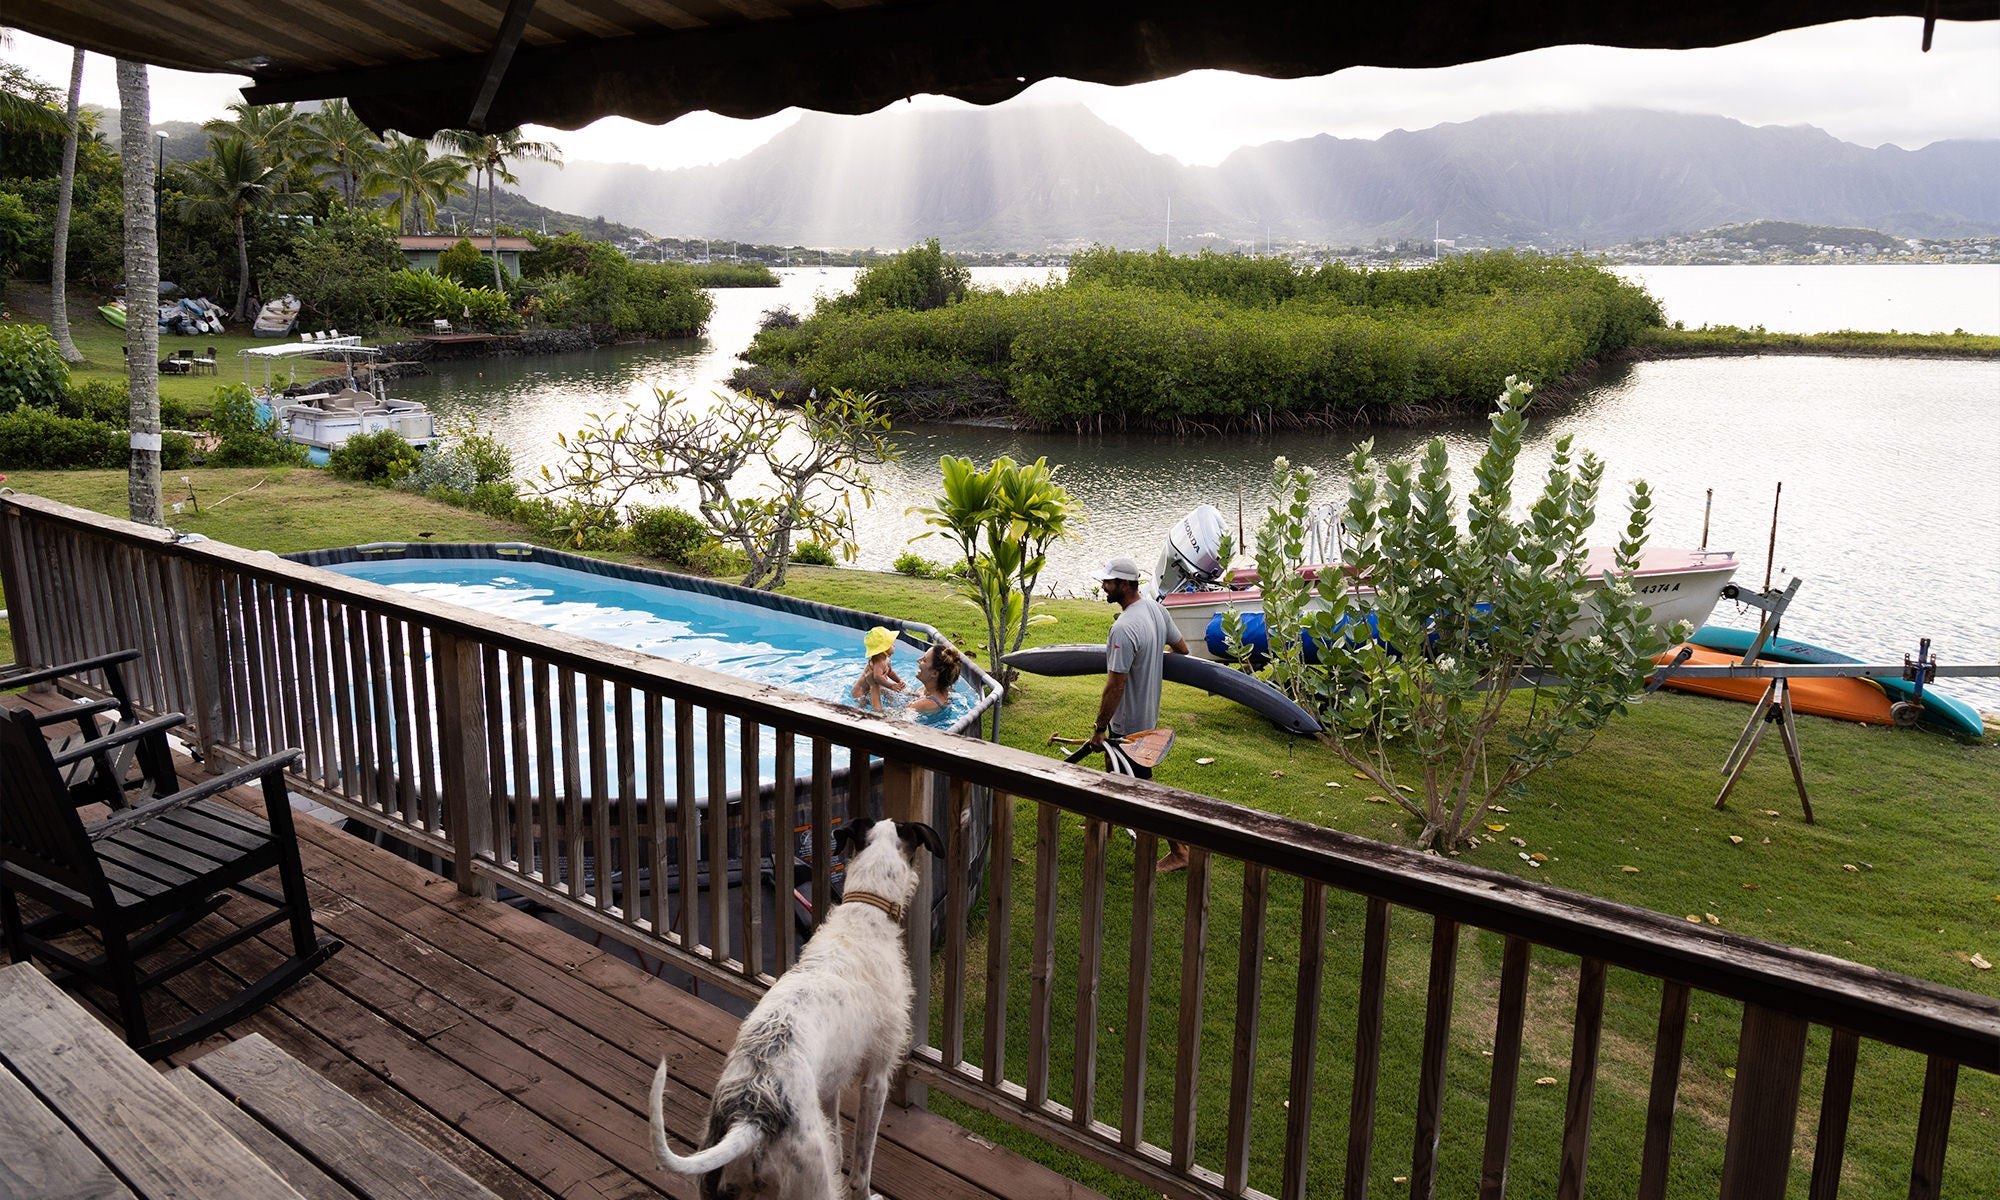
[3,469,1994,1197]
[4,282,392,417]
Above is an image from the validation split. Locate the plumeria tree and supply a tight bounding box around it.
[1252,376,1676,850]
[546,388,899,591]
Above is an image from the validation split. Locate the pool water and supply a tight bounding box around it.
[324,558,978,803]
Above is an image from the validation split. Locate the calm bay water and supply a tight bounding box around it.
[395,265,2000,708]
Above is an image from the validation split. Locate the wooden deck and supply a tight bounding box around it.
[9,690,1098,1200]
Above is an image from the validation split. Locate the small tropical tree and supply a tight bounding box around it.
[908,455,1075,732]
[364,133,468,233]
[1254,376,1674,851]
[545,388,899,591]
[432,127,561,290]
[202,101,300,167]
[176,134,301,320]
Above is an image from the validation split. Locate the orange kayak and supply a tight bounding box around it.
[1653,644,1896,726]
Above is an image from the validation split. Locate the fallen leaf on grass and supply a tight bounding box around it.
[1194,757,1215,765]
[1509,836,1527,847]
[1725,1067,1737,1080]
[1842,864,1860,872]
[1971,953,1993,970]
[1271,770,1286,778]
[1742,883,1760,890]
[1760,809,1781,817]
[1533,1077,1558,1086]
[1352,771,1370,780]
[1325,781,1344,788]
[1762,837,1772,845]
[1396,783,1414,793]
[1366,795,1392,805]
[1727,835,1744,845]
[1621,866,1640,874]
[1489,805,1511,813]
[1686,914,1703,924]
[1393,1178,1408,1186]
[1706,913,1720,926]
[1531,852,1548,862]
[1486,823,1508,832]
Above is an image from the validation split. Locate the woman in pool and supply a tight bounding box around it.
[905,642,963,717]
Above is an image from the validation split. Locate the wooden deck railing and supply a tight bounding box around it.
[4,493,1995,1200]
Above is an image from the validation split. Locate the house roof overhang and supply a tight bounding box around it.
[7,1,1991,138]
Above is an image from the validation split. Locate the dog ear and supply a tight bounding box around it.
[895,821,944,858]
[833,816,874,856]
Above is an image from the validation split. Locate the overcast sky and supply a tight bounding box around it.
[6,17,1996,168]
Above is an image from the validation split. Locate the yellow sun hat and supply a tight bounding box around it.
[864,626,897,657]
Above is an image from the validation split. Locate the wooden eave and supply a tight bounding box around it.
[5,0,1994,138]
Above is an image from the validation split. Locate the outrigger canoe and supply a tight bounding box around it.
[1689,625,1984,737]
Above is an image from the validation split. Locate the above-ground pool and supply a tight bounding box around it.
[287,543,1001,944]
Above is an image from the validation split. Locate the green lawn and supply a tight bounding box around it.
[4,282,393,417]
[3,469,1994,1197]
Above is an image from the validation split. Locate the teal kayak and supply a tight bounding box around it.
[1690,625,1984,737]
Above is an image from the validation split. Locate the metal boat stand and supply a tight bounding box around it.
[1649,577,1999,823]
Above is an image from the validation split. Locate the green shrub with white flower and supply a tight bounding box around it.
[1251,375,1682,851]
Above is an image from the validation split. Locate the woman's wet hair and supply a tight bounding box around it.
[927,642,963,691]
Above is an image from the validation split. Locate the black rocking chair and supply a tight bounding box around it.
[0,707,342,1059]
[1,649,178,809]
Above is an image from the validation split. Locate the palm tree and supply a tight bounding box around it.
[433,127,561,290]
[364,134,470,233]
[115,59,161,527]
[50,46,86,363]
[203,100,300,164]
[295,99,383,207]
[177,134,300,321]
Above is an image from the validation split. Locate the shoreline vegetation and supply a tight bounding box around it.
[731,246,1999,433]
[1,469,1994,1198]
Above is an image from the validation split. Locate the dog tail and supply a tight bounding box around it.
[651,1059,762,1175]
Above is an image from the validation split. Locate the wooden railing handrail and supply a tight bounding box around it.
[4,491,1995,1073]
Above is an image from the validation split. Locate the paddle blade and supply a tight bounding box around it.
[1116,728,1176,768]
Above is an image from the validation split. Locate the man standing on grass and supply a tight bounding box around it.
[1085,557,1190,869]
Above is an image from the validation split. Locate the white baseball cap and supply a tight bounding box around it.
[1095,557,1143,582]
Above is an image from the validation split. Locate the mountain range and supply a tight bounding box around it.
[511,107,2000,252]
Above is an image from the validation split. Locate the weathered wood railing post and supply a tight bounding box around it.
[172,557,228,761]
[433,629,495,898]
[883,755,930,1109]
[1718,1003,1808,1200]
[0,506,42,670]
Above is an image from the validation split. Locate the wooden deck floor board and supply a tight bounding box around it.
[0,690,1100,1200]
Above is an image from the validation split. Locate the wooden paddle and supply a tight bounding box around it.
[1046,728,1177,769]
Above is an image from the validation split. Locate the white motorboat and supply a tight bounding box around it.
[237,341,436,457]
[1149,505,1739,660]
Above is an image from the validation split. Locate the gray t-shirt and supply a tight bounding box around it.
[1106,596,1178,736]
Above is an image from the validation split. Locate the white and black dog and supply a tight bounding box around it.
[650,815,944,1200]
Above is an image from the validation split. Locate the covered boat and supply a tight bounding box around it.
[238,341,436,459]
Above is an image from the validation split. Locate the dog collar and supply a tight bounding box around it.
[841,891,906,923]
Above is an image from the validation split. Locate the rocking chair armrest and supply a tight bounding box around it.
[0,649,143,692]
[47,712,187,768]
[88,750,303,842]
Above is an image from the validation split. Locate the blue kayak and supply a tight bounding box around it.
[1690,625,1984,737]
[1003,644,1322,735]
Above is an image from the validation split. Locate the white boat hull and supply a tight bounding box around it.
[1161,548,1739,660]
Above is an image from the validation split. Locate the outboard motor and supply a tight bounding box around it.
[1151,504,1229,596]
